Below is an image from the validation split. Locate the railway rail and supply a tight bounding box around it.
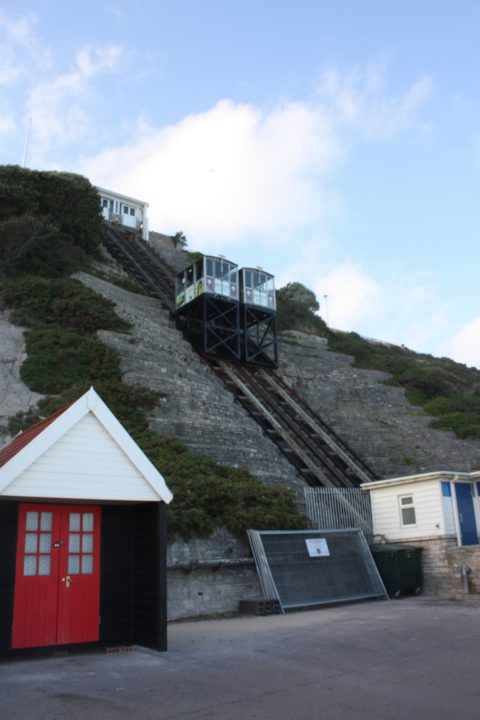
[102,225,376,487]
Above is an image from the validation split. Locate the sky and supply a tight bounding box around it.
[1,1,479,368]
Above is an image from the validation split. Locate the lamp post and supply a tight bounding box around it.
[323,294,329,326]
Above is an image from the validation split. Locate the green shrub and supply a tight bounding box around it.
[431,413,480,439]
[1,276,130,332]
[20,328,121,393]
[143,437,307,539]
[276,282,328,334]
[0,165,102,278]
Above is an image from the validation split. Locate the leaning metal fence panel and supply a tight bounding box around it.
[247,529,388,611]
[304,487,373,545]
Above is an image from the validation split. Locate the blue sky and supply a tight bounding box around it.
[1,1,479,367]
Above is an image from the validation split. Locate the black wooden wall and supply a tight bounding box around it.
[132,503,167,651]
[100,505,134,645]
[0,502,18,653]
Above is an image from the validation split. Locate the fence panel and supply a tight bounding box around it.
[304,487,373,545]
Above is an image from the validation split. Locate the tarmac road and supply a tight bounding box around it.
[1,597,479,720]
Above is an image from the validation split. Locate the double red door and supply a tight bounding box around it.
[12,504,101,649]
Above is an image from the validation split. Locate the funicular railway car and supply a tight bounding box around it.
[97,187,149,241]
[175,256,278,367]
[175,255,241,361]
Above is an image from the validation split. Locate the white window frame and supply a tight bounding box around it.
[399,494,416,527]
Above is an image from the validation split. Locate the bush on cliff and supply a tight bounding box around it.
[0,165,102,277]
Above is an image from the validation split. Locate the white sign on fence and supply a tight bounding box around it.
[305,538,330,558]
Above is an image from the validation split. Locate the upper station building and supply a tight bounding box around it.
[97,187,149,241]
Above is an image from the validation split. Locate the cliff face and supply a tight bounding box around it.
[76,273,308,504]
[0,311,43,446]
[74,271,480,482]
[278,331,480,478]
[1,266,479,481]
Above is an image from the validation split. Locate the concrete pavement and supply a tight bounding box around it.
[1,597,479,719]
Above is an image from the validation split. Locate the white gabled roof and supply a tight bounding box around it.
[0,387,173,503]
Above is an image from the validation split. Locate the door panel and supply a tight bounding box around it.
[12,504,101,649]
[455,483,479,546]
[57,507,101,645]
[12,506,61,649]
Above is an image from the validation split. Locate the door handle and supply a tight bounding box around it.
[61,575,73,588]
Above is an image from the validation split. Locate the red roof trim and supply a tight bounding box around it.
[0,405,71,469]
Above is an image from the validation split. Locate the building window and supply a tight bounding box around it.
[101,198,108,208]
[130,207,135,216]
[399,495,416,526]
[123,205,129,214]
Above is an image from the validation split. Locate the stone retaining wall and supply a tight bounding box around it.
[376,536,480,598]
[167,564,261,620]
[167,528,261,620]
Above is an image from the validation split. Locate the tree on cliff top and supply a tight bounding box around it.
[276,282,327,334]
[0,165,102,278]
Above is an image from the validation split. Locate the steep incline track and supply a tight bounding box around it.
[102,225,376,487]
[212,361,374,488]
[102,225,175,310]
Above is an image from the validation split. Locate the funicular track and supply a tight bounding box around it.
[102,224,175,311]
[102,225,376,488]
[211,361,375,488]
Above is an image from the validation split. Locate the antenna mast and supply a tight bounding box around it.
[23,118,32,168]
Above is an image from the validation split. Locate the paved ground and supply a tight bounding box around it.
[1,597,480,720]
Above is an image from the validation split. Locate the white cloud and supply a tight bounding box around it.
[0,11,51,83]
[78,99,343,247]
[448,318,480,369]
[26,44,124,158]
[0,11,126,163]
[318,63,433,140]
[75,61,434,258]
[0,114,15,134]
[313,262,381,329]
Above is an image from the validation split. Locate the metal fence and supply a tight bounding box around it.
[247,528,388,611]
[304,487,373,545]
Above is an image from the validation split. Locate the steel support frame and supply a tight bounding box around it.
[175,295,241,361]
[241,305,278,368]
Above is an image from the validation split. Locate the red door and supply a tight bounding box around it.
[12,504,101,649]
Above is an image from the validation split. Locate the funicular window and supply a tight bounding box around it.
[240,269,275,308]
[214,259,228,296]
[175,271,186,308]
[205,258,214,294]
[195,259,204,296]
[266,274,276,309]
[251,270,267,307]
[228,263,238,300]
[184,265,195,304]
